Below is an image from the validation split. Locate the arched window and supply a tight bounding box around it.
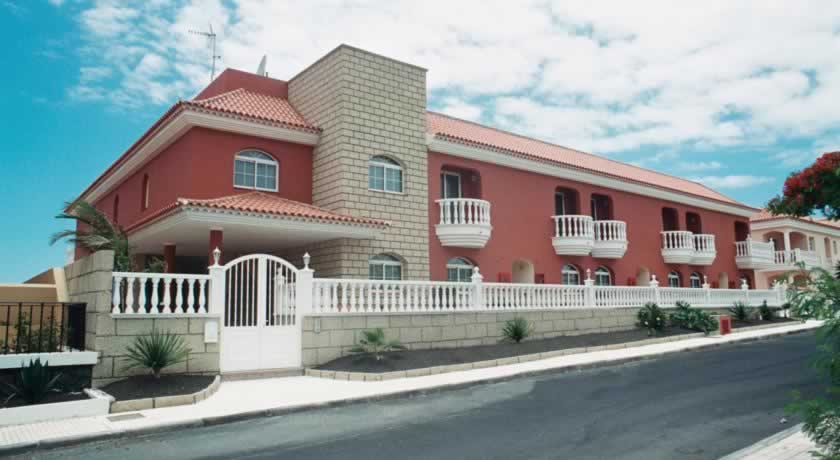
[141,174,150,210]
[369,254,402,280]
[113,195,120,224]
[234,150,278,191]
[446,257,474,282]
[369,156,403,193]
[689,272,702,288]
[562,264,581,285]
[594,266,612,286]
[667,271,681,288]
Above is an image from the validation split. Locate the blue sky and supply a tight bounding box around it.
[1,0,839,282]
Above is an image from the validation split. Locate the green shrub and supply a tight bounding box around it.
[728,302,754,321]
[670,302,718,335]
[350,328,406,360]
[122,330,191,378]
[502,317,533,343]
[759,301,777,321]
[637,303,667,336]
[1,359,62,405]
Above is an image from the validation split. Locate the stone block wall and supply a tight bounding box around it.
[288,44,430,279]
[301,308,641,367]
[65,252,219,387]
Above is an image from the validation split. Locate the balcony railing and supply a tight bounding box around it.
[551,215,594,256]
[773,249,821,268]
[435,198,492,248]
[735,238,775,269]
[592,220,628,258]
[660,231,716,265]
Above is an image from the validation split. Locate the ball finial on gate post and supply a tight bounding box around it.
[212,247,221,266]
[303,252,311,270]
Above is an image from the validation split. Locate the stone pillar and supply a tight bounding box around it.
[209,229,223,267]
[163,244,176,273]
[783,231,791,252]
[471,266,484,309]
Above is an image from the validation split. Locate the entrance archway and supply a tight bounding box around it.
[512,259,535,284]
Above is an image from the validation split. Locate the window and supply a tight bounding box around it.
[668,271,681,288]
[808,237,816,251]
[369,254,402,280]
[113,195,119,224]
[440,172,461,199]
[141,174,150,210]
[555,192,566,215]
[446,257,474,282]
[594,266,612,286]
[689,272,702,288]
[369,156,403,193]
[562,264,581,285]
[234,150,278,191]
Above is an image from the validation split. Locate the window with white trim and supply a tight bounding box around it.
[369,254,402,280]
[234,150,278,191]
[446,257,474,282]
[689,272,702,288]
[808,236,816,251]
[562,264,581,285]
[369,156,403,193]
[594,266,612,286]
[668,271,681,288]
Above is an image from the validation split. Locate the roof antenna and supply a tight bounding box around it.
[256,55,267,76]
[189,23,221,82]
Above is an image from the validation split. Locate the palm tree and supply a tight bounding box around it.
[50,200,133,271]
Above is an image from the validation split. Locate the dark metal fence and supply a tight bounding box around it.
[0,303,86,354]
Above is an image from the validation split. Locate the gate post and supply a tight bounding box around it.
[296,253,315,315]
[471,266,484,310]
[208,247,225,316]
[583,269,595,308]
[702,275,711,307]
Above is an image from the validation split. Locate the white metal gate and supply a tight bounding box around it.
[219,254,301,372]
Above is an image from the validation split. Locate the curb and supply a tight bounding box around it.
[109,376,222,413]
[718,423,805,460]
[0,323,817,456]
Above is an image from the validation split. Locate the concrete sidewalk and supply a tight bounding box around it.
[720,424,819,460]
[0,320,821,455]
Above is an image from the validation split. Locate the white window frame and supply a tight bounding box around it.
[369,254,402,280]
[446,257,473,282]
[440,171,462,199]
[234,150,278,192]
[668,271,681,288]
[594,266,612,286]
[369,156,403,194]
[689,272,702,288]
[562,264,580,285]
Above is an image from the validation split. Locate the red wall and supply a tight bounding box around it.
[93,127,313,232]
[428,151,750,287]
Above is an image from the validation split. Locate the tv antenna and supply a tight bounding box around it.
[189,23,221,81]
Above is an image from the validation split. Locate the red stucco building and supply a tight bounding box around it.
[70,44,763,289]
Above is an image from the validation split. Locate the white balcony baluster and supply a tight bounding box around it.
[551,215,595,256]
[435,198,492,248]
[592,220,628,258]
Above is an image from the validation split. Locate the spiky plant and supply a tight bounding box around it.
[50,200,133,271]
[502,317,533,343]
[1,359,62,405]
[122,330,191,379]
[349,328,406,360]
[728,302,753,321]
[637,302,667,336]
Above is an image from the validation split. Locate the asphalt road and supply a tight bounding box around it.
[18,332,825,460]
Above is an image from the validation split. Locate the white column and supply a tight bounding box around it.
[783,231,791,252]
[584,269,595,308]
[702,275,711,307]
[208,247,226,317]
[650,275,660,304]
[471,266,484,310]
[296,253,315,315]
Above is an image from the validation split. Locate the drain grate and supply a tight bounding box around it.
[107,413,146,422]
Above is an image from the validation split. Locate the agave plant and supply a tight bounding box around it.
[50,200,133,271]
[637,302,667,336]
[2,359,62,405]
[728,302,754,322]
[502,317,533,343]
[349,328,405,361]
[122,330,191,379]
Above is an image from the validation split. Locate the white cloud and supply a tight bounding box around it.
[674,161,723,172]
[437,98,483,122]
[48,0,65,6]
[690,175,774,189]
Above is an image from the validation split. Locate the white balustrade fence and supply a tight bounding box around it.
[693,234,716,254]
[593,286,655,308]
[662,230,694,250]
[312,279,475,314]
[552,215,594,238]
[736,239,774,259]
[112,272,211,315]
[593,220,627,242]
[775,249,821,267]
[436,198,491,226]
[484,283,587,310]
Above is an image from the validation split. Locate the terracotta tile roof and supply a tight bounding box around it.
[125,192,388,233]
[751,209,840,230]
[426,112,744,206]
[186,89,319,134]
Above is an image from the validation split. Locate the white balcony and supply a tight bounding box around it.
[592,220,628,259]
[691,234,717,266]
[551,215,594,256]
[435,198,492,248]
[735,238,775,269]
[661,231,694,264]
[773,249,821,269]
